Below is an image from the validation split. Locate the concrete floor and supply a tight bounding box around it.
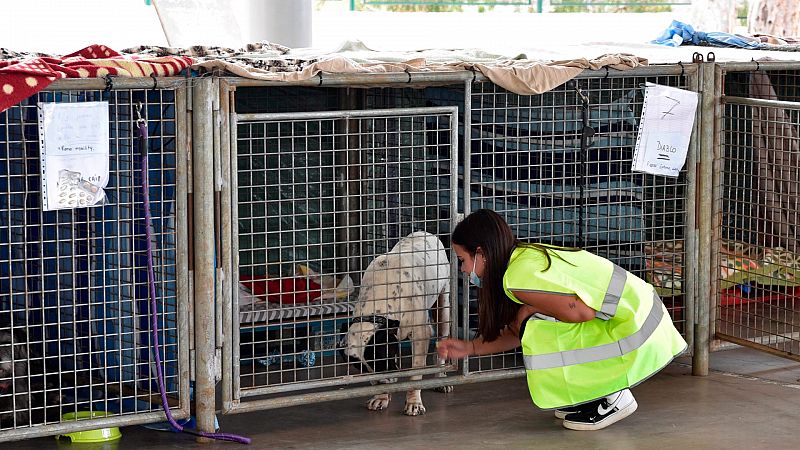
[16,346,800,450]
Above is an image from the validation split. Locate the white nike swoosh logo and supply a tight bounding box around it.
[597,400,616,415]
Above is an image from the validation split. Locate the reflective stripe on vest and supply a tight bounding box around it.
[596,264,627,320]
[523,291,664,370]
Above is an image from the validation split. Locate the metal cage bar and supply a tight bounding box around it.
[192,77,218,436]
[0,80,190,442]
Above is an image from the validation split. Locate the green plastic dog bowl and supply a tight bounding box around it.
[56,411,122,443]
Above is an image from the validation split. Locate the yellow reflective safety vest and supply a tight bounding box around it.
[503,246,687,409]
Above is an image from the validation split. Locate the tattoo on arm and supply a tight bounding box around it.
[569,302,576,309]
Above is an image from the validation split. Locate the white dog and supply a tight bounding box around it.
[341,231,452,416]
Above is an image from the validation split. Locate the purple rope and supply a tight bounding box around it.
[138,121,251,445]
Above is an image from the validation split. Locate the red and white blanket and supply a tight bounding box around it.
[0,44,192,113]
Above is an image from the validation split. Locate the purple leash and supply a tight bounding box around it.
[137,116,251,445]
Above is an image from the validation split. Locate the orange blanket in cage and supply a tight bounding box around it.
[0,44,192,113]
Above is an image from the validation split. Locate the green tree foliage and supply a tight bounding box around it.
[347,1,517,12]
[335,0,684,13]
[551,2,672,13]
[354,1,464,12]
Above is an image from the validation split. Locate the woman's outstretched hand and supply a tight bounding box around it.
[437,338,473,360]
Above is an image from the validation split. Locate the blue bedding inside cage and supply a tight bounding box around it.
[0,89,180,404]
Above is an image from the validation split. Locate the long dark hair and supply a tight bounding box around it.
[452,209,579,342]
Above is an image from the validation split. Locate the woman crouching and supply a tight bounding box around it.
[437,209,687,431]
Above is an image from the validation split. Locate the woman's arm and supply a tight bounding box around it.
[511,290,596,323]
[471,327,521,355]
[437,327,521,360]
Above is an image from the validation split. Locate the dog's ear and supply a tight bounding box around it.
[339,321,349,348]
[362,332,377,367]
[386,332,400,372]
[367,329,399,373]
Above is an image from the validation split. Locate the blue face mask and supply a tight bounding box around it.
[469,258,482,288]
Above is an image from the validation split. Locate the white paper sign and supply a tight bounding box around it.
[632,83,698,177]
[38,101,110,211]
[152,0,243,47]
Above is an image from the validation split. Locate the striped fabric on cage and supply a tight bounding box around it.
[0,44,192,113]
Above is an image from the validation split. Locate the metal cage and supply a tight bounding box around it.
[4,60,776,438]
[216,66,697,415]
[219,80,462,413]
[0,78,190,442]
[715,62,800,361]
[464,68,698,376]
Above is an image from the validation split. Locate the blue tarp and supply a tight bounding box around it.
[652,20,763,49]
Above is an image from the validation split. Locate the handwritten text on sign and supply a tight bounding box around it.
[632,83,698,177]
[38,101,110,211]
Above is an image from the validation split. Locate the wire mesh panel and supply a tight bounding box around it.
[717,68,800,361]
[0,83,188,440]
[230,106,458,406]
[466,73,694,373]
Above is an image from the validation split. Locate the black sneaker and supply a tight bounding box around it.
[554,398,603,419]
[562,389,638,431]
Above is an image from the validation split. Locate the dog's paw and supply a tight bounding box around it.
[367,394,391,411]
[433,385,453,393]
[403,401,426,416]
